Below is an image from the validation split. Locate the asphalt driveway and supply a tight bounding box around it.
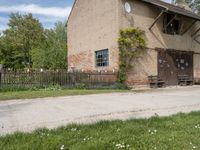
[1,86,200,136]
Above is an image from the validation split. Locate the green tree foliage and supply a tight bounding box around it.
[0,13,67,70]
[0,13,44,69]
[173,0,200,14]
[31,22,67,69]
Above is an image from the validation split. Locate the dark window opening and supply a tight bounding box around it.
[95,49,109,67]
[163,13,182,35]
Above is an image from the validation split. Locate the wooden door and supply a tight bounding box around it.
[158,51,178,85]
[158,50,193,86]
[175,52,194,78]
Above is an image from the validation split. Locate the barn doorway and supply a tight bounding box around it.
[158,50,194,85]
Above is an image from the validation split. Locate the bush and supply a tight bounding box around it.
[0,86,28,92]
[114,83,129,90]
[44,84,63,91]
[0,85,63,92]
[75,83,87,89]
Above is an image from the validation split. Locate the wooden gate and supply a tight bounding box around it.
[158,50,193,85]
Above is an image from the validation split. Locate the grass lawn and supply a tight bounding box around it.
[1,112,200,150]
[0,89,129,101]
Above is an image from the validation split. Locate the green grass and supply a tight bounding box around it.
[1,112,200,150]
[0,89,129,101]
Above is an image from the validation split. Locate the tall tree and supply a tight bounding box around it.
[0,13,44,69]
[31,22,67,69]
[172,0,200,14]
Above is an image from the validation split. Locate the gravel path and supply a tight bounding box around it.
[1,86,200,136]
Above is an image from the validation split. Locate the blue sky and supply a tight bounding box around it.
[0,0,74,31]
[0,0,171,32]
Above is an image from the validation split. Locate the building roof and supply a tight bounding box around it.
[142,0,200,21]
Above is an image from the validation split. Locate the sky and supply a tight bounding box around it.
[0,0,171,32]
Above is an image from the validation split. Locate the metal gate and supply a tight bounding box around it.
[158,50,193,85]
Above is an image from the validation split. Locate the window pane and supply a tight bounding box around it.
[95,49,109,67]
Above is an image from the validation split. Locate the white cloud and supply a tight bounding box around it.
[0,17,8,32]
[0,24,7,32]
[0,4,72,18]
[0,16,9,23]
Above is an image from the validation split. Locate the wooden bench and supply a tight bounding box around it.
[148,76,165,88]
[178,75,193,86]
[194,78,200,85]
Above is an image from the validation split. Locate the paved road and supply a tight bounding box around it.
[1,86,200,136]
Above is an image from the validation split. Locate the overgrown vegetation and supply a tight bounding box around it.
[117,28,146,84]
[0,13,67,70]
[1,112,200,149]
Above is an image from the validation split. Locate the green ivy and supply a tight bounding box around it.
[117,28,146,83]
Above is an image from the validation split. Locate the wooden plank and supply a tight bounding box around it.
[192,27,200,37]
[149,10,165,30]
[164,15,177,32]
[181,20,196,35]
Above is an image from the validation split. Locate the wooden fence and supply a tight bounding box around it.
[0,70,117,89]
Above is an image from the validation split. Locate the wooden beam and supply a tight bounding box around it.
[164,15,177,32]
[149,10,165,30]
[194,52,200,55]
[194,34,200,45]
[181,20,197,35]
[191,27,200,37]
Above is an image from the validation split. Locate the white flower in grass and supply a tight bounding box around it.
[71,128,77,131]
[148,129,157,135]
[115,143,129,149]
[193,146,197,149]
[194,124,200,129]
[60,145,65,150]
[190,142,198,149]
[83,136,92,141]
[115,143,124,149]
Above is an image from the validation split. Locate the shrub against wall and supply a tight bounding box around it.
[117,28,146,84]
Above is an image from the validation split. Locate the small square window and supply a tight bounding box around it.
[95,49,109,67]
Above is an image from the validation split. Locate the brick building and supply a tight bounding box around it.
[67,0,200,86]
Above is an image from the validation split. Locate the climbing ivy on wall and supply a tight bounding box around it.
[117,28,146,84]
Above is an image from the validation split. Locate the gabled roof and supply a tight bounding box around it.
[66,0,77,26]
[66,0,200,26]
[142,0,200,21]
